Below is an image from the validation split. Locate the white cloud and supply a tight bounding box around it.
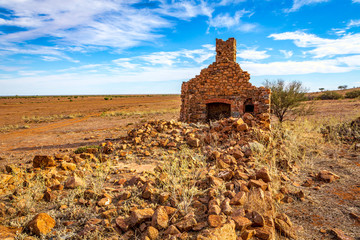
[347,19,360,28]
[217,0,246,6]
[42,56,61,62]
[285,0,330,12]
[137,45,214,66]
[241,59,355,76]
[336,55,360,67]
[112,58,139,69]
[141,52,181,66]
[0,44,79,62]
[237,49,270,60]
[0,0,214,53]
[157,0,213,19]
[269,31,360,58]
[279,50,293,58]
[208,10,256,31]
[353,0,360,3]
[209,11,243,28]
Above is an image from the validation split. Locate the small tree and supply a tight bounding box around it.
[338,85,348,90]
[319,88,325,92]
[264,79,308,123]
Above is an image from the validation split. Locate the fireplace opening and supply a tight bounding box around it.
[244,98,254,113]
[207,102,231,121]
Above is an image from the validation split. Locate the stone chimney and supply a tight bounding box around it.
[215,38,236,63]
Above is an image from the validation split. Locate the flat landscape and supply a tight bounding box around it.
[0,95,180,166]
[0,95,359,240]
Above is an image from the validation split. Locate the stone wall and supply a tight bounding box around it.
[180,38,271,127]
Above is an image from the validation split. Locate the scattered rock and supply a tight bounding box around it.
[330,228,355,240]
[129,208,154,226]
[152,206,169,229]
[33,155,56,169]
[208,215,226,228]
[0,225,23,238]
[274,217,297,239]
[64,175,85,189]
[26,213,55,236]
[317,170,340,183]
[231,215,252,231]
[199,220,236,240]
[146,226,159,240]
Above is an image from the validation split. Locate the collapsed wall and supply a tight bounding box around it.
[180,38,271,127]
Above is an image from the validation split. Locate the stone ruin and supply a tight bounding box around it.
[180,38,271,126]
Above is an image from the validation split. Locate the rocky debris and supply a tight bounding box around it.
[152,206,169,229]
[274,216,297,239]
[0,225,22,238]
[26,213,55,236]
[129,208,154,226]
[317,170,340,183]
[64,175,85,189]
[198,220,237,240]
[0,117,298,239]
[330,228,355,240]
[33,155,56,169]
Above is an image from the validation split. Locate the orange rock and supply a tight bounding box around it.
[0,225,22,238]
[208,215,226,228]
[230,191,246,205]
[129,208,154,226]
[330,228,355,240]
[231,215,252,231]
[64,175,85,189]
[176,216,197,231]
[317,170,340,183]
[274,217,297,239]
[256,168,271,183]
[146,226,159,240]
[152,206,169,229]
[115,216,129,232]
[26,213,55,236]
[33,155,56,169]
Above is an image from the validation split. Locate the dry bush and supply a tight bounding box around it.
[156,146,206,214]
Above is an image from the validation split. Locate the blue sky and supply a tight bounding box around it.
[1,0,360,95]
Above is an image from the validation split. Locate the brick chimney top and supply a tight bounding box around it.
[215,38,236,63]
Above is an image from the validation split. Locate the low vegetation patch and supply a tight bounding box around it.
[321,116,360,144]
[317,91,343,100]
[0,124,30,133]
[22,113,84,123]
[345,90,360,99]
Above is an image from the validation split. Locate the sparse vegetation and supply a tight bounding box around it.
[0,124,30,133]
[345,90,360,99]
[264,79,308,122]
[74,145,101,154]
[0,95,359,239]
[22,113,84,123]
[318,91,343,100]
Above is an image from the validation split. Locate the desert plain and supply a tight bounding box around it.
[0,94,359,240]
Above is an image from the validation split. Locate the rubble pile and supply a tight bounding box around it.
[0,115,299,240]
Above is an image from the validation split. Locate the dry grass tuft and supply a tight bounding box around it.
[22,113,84,123]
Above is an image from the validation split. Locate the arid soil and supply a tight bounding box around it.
[0,95,180,167]
[0,95,359,239]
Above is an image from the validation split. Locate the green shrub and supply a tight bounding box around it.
[74,145,100,154]
[318,91,342,100]
[345,90,360,99]
[104,97,109,100]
